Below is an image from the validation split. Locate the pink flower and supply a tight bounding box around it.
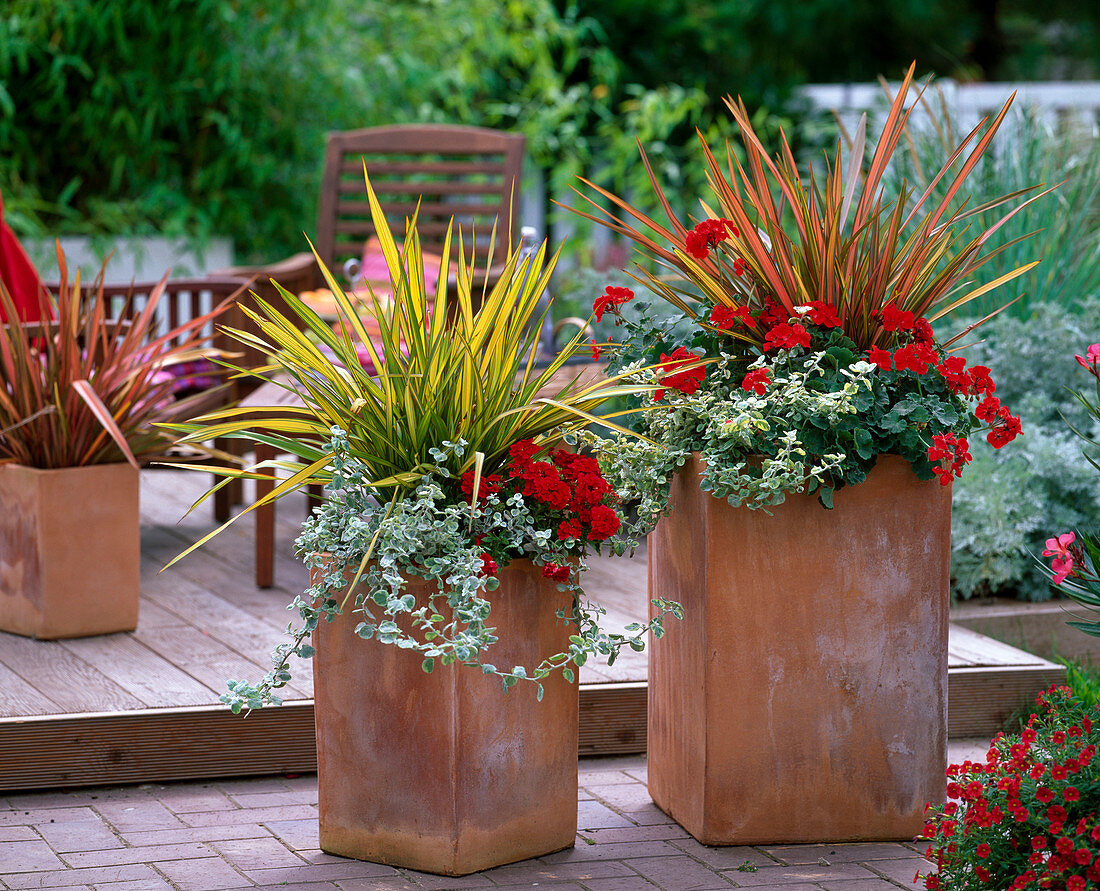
[1051,555,1074,584]
[1044,532,1076,558]
[1043,532,1076,584]
[1075,343,1100,377]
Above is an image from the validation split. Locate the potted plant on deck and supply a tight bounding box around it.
[573,65,1042,844]
[0,252,231,638]
[169,174,678,875]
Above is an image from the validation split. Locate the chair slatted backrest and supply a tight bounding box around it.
[316,124,526,276]
[91,276,251,353]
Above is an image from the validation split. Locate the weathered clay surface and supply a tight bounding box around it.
[647,454,951,844]
[0,463,140,639]
[312,558,579,875]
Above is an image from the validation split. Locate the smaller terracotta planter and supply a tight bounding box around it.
[311,558,579,876]
[0,462,140,639]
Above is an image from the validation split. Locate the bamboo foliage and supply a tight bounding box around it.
[0,249,234,469]
[570,63,1052,351]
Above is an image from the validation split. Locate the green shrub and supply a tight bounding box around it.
[0,1,371,259]
[0,0,830,269]
[1062,659,1100,707]
[950,300,1100,601]
[883,98,1100,321]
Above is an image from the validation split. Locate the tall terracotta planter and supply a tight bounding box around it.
[647,454,952,844]
[0,462,140,639]
[311,558,579,876]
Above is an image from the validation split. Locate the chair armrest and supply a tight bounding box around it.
[212,252,320,295]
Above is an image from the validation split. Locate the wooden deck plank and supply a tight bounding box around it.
[132,622,311,705]
[134,596,190,629]
[0,659,62,717]
[0,703,318,790]
[0,635,144,715]
[949,624,1050,668]
[57,634,217,707]
[138,569,314,694]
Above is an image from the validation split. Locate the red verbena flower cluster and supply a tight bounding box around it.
[655,347,706,400]
[593,285,635,322]
[459,441,624,579]
[920,685,1100,891]
[684,218,739,260]
[503,441,623,578]
[927,432,972,486]
[461,471,502,502]
[479,553,498,576]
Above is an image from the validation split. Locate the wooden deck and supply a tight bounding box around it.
[0,469,1063,791]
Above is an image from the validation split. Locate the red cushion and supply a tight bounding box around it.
[0,190,48,323]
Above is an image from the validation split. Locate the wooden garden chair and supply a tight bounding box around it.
[219,124,531,587]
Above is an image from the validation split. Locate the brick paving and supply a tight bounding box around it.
[0,750,982,891]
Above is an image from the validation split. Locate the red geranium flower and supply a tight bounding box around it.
[969,365,996,395]
[868,346,892,371]
[684,218,738,259]
[881,303,916,332]
[893,342,937,375]
[804,300,842,328]
[593,285,635,322]
[709,303,756,330]
[741,367,771,396]
[654,347,706,400]
[936,356,972,393]
[975,394,1001,423]
[927,433,972,485]
[987,408,1022,449]
[757,298,789,329]
[542,563,571,581]
[762,322,811,352]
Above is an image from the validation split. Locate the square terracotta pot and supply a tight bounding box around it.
[647,454,952,844]
[0,462,140,639]
[311,558,579,875]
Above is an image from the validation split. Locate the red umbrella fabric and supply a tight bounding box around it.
[0,190,47,323]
